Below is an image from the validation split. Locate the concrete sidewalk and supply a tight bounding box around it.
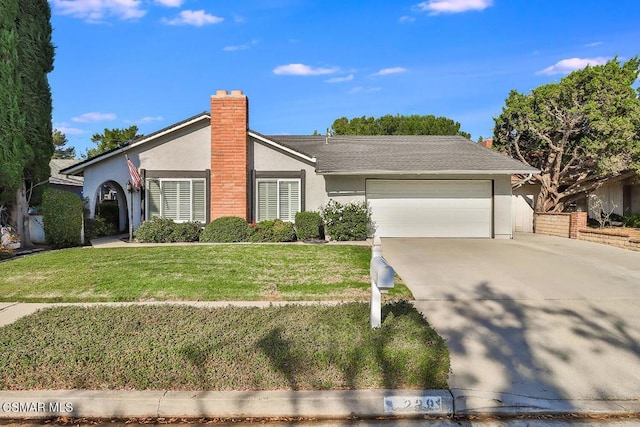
[1,301,639,419]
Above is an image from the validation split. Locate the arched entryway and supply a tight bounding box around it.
[92,180,128,233]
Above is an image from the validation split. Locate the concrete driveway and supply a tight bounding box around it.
[381,233,640,414]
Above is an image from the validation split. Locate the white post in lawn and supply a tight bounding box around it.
[371,277,382,328]
[371,236,394,329]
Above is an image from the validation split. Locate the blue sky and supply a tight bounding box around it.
[49,0,640,156]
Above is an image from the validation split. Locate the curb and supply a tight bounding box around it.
[450,390,640,417]
[2,390,639,420]
[0,390,453,420]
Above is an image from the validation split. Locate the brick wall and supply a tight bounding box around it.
[578,228,640,252]
[534,212,587,239]
[210,90,249,220]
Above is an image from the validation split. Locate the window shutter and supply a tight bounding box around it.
[163,181,178,220]
[148,180,161,219]
[177,181,191,222]
[257,181,277,221]
[192,180,205,222]
[279,180,300,222]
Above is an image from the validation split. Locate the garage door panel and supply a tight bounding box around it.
[367,180,492,238]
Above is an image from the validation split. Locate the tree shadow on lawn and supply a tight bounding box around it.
[423,281,640,409]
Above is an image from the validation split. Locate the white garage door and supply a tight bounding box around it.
[367,180,493,238]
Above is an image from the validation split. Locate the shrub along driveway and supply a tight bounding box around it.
[381,233,640,412]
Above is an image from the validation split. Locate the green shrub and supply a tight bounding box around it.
[200,216,249,243]
[95,201,119,231]
[171,222,202,242]
[134,217,176,243]
[320,200,371,241]
[624,212,640,228]
[248,219,296,242]
[84,215,119,241]
[295,211,324,241]
[42,188,83,249]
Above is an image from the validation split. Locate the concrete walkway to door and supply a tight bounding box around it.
[381,233,640,415]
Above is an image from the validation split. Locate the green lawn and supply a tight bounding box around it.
[0,245,412,302]
[0,303,449,391]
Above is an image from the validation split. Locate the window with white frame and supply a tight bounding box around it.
[147,179,206,222]
[256,179,300,222]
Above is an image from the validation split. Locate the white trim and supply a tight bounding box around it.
[249,131,317,164]
[63,114,211,175]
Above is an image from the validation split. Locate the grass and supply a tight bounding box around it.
[0,302,449,391]
[0,245,412,302]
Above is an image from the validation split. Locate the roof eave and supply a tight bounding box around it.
[249,131,317,164]
[61,113,211,175]
[318,169,541,176]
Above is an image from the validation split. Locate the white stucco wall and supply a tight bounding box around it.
[252,140,327,212]
[139,123,211,170]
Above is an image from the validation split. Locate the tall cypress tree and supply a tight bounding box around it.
[0,0,28,206]
[0,0,54,242]
[18,0,55,188]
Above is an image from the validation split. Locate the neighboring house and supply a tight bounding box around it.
[61,90,537,239]
[49,159,83,198]
[583,171,640,218]
[509,171,640,233]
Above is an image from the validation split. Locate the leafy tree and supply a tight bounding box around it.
[331,114,471,139]
[493,57,640,213]
[52,129,76,159]
[84,126,142,159]
[0,0,54,246]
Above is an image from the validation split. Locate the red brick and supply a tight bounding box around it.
[210,90,249,220]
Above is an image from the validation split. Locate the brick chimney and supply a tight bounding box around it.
[210,90,249,220]
[480,138,493,149]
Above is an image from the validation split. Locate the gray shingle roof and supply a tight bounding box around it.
[263,134,538,174]
[49,159,84,186]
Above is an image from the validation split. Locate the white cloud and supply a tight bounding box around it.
[125,116,164,124]
[71,112,117,123]
[585,41,603,48]
[347,86,381,95]
[415,0,493,15]
[399,15,416,23]
[373,67,407,76]
[325,74,354,83]
[54,124,84,135]
[273,63,340,76]
[536,57,611,75]
[162,10,224,26]
[223,39,259,52]
[154,0,183,6]
[51,0,146,22]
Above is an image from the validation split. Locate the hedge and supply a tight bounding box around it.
[295,211,323,241]
[42,188,83,248]
[200,217,249,243]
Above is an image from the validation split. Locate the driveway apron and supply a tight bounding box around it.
[381,233,640,408]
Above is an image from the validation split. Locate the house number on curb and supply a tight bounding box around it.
[383,396,442,414]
